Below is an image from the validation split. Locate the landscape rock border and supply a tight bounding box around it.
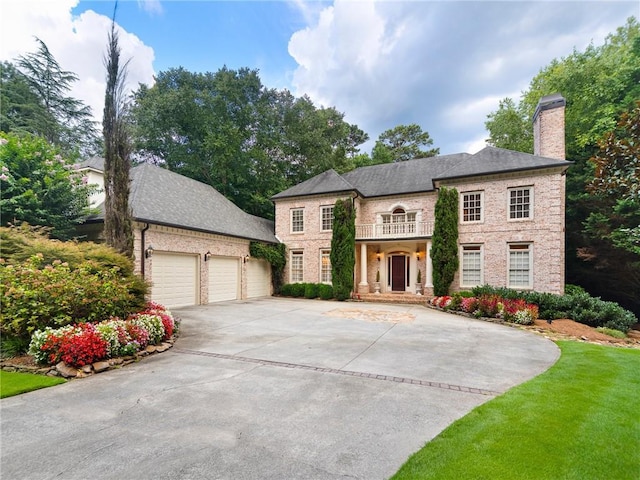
[0,339,176,378]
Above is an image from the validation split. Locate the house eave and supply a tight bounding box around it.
[433,163,572,187]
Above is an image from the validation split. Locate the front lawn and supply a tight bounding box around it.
[0,371,66,398]
[392,341,640,480]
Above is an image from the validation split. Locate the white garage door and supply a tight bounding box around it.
[247,258,271,298]
[208,256,239,302]
[151,253,198,308]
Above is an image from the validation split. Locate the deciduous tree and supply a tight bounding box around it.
[0,132,93,240]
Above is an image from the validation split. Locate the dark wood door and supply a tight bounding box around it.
[391,256,406,291]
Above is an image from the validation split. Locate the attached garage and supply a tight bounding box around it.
[208,256,240,302]
[151,253,199,308]
[247,258,271,298]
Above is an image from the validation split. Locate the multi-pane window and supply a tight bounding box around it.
[291,208,304,233]
[462,192,483,222]
[290,251,304,282]
[509,187,532,219]
[321,206,334,231]
[320,250,331,283]
[461,245,482,287]
[508,243,532,288]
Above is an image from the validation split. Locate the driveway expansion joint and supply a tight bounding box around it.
[173,348,500,396]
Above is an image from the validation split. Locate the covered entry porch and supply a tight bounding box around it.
[355,241,434,296]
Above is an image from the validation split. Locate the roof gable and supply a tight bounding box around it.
[271,169,356,200]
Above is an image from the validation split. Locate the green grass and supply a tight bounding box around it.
[0,370,66,398]
[392,342,640,480]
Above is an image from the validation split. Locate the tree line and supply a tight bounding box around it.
[1,17,638,314]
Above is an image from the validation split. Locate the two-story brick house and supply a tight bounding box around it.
[272,94,572,296]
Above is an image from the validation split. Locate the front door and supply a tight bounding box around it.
[391,255,406,291]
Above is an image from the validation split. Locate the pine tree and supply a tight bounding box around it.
[431,187,459,296]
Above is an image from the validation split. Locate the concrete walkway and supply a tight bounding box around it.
[1,298,559,480]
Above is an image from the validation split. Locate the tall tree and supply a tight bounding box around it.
[578,102,640,313]
[485,97,532,153]
[131,68,367,219]
[16,38,100,156]
[431,187,459,296]
[371,123,439,164]
[103,15,133,257]
[330,198,356,301]
[0,132,93,240]
[0,61,54,138]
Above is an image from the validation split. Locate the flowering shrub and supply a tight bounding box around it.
[460,297,479,313]
[129,314,165,345]
[59,324,108,367]
[27,303,176,366]
[430,293,539,326]
[513,305,539,325]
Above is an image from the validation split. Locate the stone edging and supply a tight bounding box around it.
[0,338,176,379]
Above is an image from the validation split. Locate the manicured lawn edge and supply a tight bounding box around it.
[0,370,66,398]
[392,341,640,480]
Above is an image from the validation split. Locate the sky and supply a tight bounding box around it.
[1,0,638,156]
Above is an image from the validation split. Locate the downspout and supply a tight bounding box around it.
[141,223,150,277]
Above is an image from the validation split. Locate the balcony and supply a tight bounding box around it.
[355,221,433,240]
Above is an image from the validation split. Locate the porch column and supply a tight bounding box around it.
[426,240,433,287]
[358,243,369,294]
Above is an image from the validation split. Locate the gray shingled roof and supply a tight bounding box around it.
[79,157,105,171]
[271,169,357,199]
[85,162,276,243]
[271,147,571,200]
[435,146,572,181]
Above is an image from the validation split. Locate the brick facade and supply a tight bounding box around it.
[132,222,266,303]
[274,168,566,296]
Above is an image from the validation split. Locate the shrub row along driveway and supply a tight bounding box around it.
[1,298,559,480]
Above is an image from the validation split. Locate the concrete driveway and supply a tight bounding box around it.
[1,298,559,480]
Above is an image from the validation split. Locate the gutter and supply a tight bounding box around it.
[140,223,150,277]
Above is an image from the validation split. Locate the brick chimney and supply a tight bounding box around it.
[533,93,566,160]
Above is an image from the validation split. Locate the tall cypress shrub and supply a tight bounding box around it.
[431,187,459,296]
[330,198,356,301]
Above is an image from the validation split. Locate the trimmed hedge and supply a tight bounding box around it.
[470,285,637,333]
[280,283,334,300]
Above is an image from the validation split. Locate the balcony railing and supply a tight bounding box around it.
[355,221,433,240]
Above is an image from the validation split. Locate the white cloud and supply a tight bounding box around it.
[0,0,155,128]
[138,0,163,16]
[288,0,637,155]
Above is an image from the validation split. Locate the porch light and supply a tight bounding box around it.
[204,251,212,262]
[416,249,421,260]
[243,254,250,263]
[376,250,381,262]
[145,245,154,259]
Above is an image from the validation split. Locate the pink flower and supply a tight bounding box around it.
[0,173,8,181]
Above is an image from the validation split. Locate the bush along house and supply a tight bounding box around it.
[272,94,572,297]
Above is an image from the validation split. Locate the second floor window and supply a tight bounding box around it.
[509,187,532,219]
[462,192,483,222]
[321,206,334,231]
[291,208,304,233]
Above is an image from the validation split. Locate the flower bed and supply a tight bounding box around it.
[28,302,177,368]
[430,294,539,325]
